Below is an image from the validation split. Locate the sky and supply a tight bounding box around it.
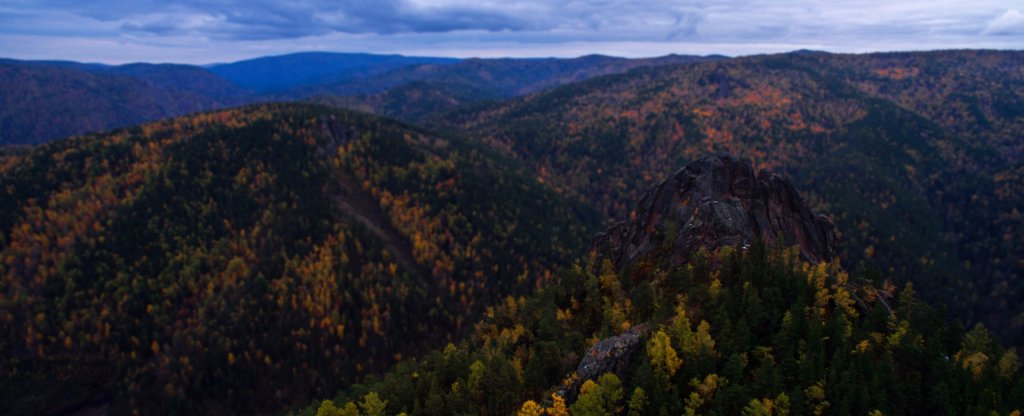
[0,0,1022,64]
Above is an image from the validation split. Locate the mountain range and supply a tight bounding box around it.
[0,52,718,145]
[1,49,1022,415]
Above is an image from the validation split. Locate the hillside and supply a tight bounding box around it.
[97,63,254,104]
[303,156,1023,416]
[439,50,1024,346]
[0,59,254,145]
[0,104,600,414]
[314,80,498,125]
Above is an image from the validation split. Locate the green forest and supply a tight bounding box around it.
[302,244,1023,415]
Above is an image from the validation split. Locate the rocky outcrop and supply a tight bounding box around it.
[592,154,837,270]
[576,325,646,379]
[564,324,648,400]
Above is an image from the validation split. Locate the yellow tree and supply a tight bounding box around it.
[360,392,386,416]
[570,373,624,416]
[547,393,569,416]
[646,330,682,386]
[518,400,544,416]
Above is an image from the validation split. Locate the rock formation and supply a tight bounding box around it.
[564,324,648,400]
[592,154,837,270]
[570,155,837,397]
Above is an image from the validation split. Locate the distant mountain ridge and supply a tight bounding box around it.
[207,52,460,93]
[299,54,718,98]
[309,53,722,123]
[0,59,255,145]
[0,52,718,145]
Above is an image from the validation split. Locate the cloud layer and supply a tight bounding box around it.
[1,0,1021,63]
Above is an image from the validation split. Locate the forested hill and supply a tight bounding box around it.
[439,49,1024,346]
[302,156,1023,416]
[0,104,601,414]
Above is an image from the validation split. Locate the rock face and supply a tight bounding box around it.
[592,154,837,270]
[576,328,642,379]
[566,324,648,400]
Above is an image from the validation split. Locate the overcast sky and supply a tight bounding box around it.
[1,0,1022,64]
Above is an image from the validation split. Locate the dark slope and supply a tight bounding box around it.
[207,52,459,93]
[302,157,1024,416]
[439,50,1024,345]
[313,80,500,125]
[332,169,421,274]
[0,59,254,145]
[0,104,600,414]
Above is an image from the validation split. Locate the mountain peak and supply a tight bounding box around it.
[592,154,837,269]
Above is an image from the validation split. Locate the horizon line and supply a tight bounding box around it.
[3,47,1023,67]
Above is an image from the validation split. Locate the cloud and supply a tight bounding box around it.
[984,9,1024,35]
[120,12,226,36]
[8,0,1023,41]
[22,0,539,39]
[0,0,1021,63]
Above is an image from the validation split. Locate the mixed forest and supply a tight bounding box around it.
[439,50,1024,346]
[0,104,598,414]
[0,49,1022,415]
[304,245,1024,416]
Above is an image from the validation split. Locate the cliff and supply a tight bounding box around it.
[592,154,837,270]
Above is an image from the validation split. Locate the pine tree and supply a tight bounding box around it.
[627,387,647,416]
